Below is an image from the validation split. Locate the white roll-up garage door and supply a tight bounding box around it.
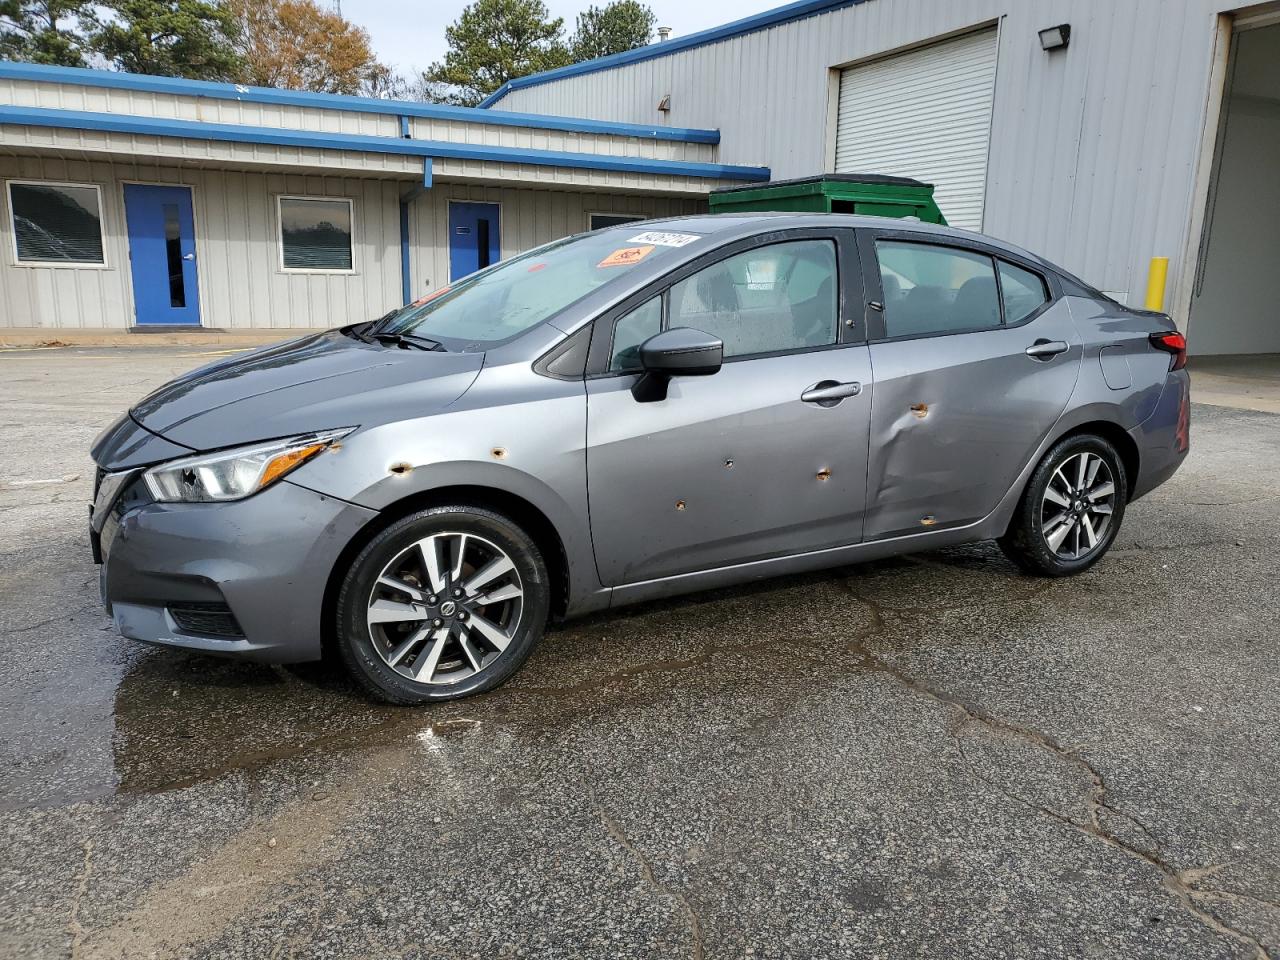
[835,28,999,231]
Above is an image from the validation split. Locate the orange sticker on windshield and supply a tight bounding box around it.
[411,285,451,307]
[597,245,654,268]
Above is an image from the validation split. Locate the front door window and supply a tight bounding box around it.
[668,239,839,355]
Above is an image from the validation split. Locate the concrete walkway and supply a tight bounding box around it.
[0,326,311,348]
[1189,353,1280,415]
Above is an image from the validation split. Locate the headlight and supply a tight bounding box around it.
[143,429,353,503]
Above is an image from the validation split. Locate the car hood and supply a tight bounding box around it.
[131,330,485,451]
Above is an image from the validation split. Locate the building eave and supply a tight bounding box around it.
[0,61,721,145]
[0,105,768,182]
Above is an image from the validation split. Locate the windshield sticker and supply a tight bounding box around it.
[745,258,779,291]
[597,245,655,268]
[527,262,547,273]
[628,231,700,248]
[410,286,450,307]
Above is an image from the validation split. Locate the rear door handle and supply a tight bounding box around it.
[1025,339,1069,360]
[801,380,862,407]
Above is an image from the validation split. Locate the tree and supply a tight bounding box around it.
[423,0,570,107]
[227,0,383,95]
[90,0,241,81]
[569,0,654,61]
[0,0,92,66]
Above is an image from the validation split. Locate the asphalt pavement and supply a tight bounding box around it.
[1,346,1277,959]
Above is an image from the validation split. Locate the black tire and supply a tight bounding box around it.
[998,433,1128,577]
[335,505,550,705]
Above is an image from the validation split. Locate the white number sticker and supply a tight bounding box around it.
[628,231,700,248]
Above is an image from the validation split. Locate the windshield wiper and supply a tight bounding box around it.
[372,331,446,352]
[343,320,379,343]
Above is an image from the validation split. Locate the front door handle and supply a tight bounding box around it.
[1025,339,1068,360]
[801,380,862,407]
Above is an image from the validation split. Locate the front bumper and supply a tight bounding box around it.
[94,476,378,663]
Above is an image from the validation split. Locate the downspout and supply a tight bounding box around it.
[399,200,412,304]
[398,115,432,304]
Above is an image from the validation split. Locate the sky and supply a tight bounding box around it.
[338,0,783,74]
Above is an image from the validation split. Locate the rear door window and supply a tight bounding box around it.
[875,241,1000,338]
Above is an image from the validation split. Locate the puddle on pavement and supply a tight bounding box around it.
[7,544,1050,808]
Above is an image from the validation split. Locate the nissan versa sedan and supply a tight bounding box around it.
[90,214,1190,704]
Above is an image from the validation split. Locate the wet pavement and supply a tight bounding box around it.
[1,345,1278,959]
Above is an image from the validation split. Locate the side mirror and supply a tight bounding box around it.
[632,327,723,402]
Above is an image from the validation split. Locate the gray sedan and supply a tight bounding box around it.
[90,215,1190,704]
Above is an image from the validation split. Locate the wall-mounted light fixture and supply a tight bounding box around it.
[1038,23,1071,51]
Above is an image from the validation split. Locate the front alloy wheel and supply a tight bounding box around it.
[336,506,550,704]
[368,532,524,685]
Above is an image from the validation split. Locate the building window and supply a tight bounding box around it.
[589,213,645,231]
[7,181,106,265]
[278,196,354,272]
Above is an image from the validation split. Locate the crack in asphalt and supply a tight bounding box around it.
[6,605,99,635]
[599,809,704,960]
[1178,495,1280,507]
[67,837,93,960]
[520,634,826,699]
[836,579,1275,960]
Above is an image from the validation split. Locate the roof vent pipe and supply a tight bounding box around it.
[657,26,672,41]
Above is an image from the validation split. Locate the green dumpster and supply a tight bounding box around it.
[709,173,947,225]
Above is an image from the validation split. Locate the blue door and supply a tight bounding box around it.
[124,184,201,326]
[448,201,501,282]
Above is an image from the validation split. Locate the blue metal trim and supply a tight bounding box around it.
[399,114,410,139]
[423,157,432,189]
[0,61,720,144]
[0,105,769,181]
[478,0,864,107]
[399,200,411,304]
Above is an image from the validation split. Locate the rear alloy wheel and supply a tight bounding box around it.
[336,506,550,704]
[999,434,1128,577]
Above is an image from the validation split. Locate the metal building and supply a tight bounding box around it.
[484,0,1280,357]
[0,63,766,330]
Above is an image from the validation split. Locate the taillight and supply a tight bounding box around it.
[1149,331,1187,371]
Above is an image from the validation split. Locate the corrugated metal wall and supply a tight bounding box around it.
[407,184,703,300]
[0,154,704,329]
[494,0,1236,310]
[0,125,424,179]
[0,77,717,164]
[0,156,406,329]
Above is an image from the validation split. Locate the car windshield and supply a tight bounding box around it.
[374,227,700,347]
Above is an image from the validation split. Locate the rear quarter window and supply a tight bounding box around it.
[998,260,1050,323]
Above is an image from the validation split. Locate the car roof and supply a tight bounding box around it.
[629,212,1056,272]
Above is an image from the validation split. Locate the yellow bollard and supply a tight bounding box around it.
[1144,257,1169,312]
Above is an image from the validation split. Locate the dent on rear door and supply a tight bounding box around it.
[864,299,1083,540]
